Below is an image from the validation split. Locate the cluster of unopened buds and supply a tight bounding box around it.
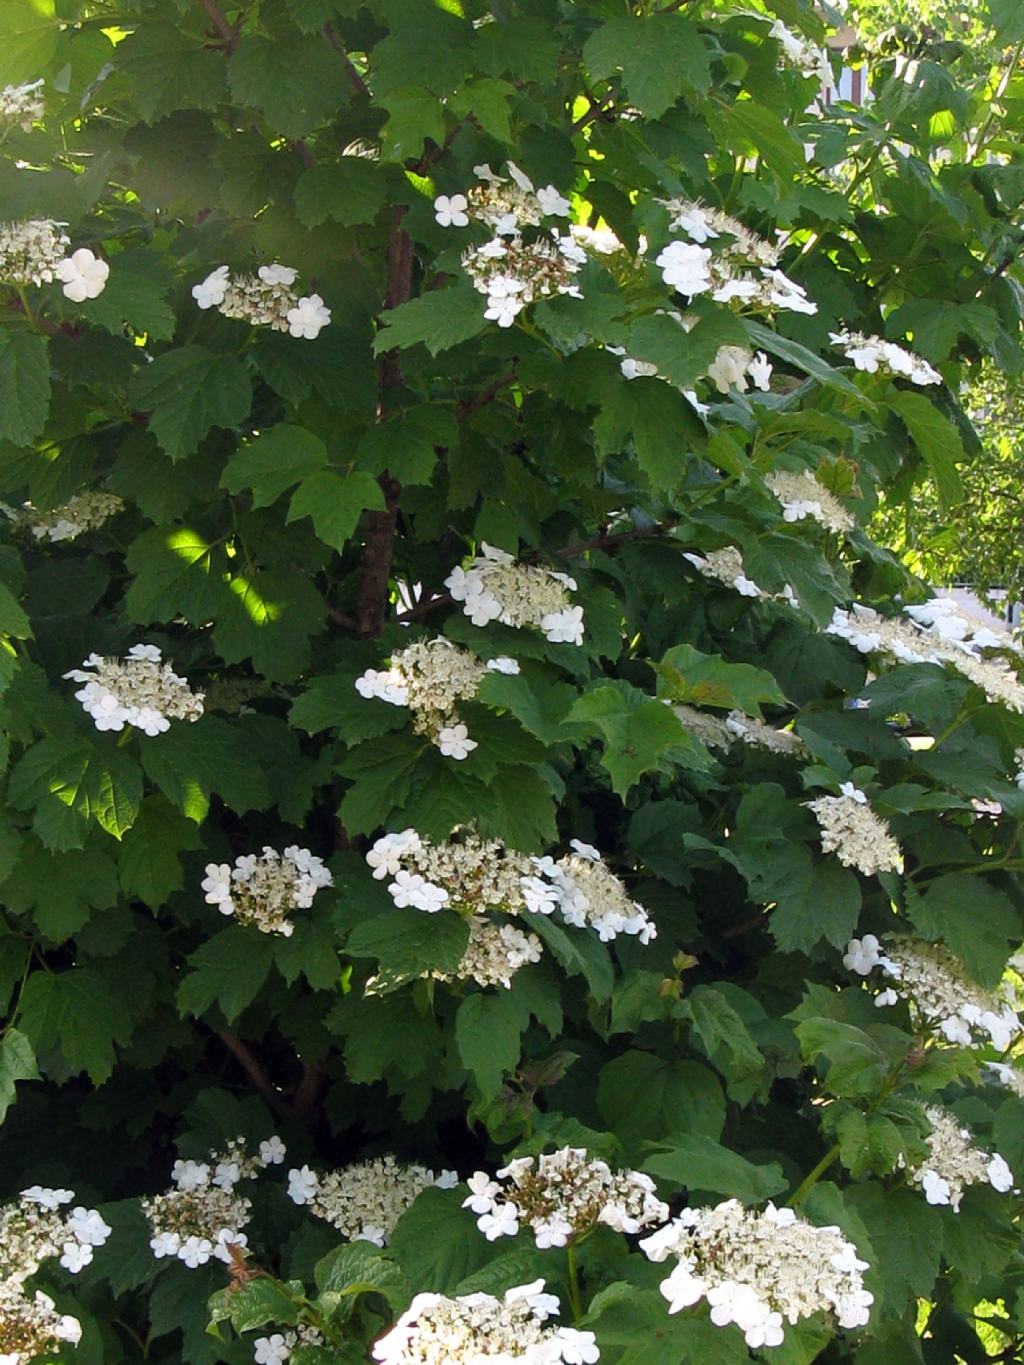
[0,219,108,299]
[844,934,1021,1050]
[354,638,520,760]
[464,1147,668,1247]
[0,1186,111,1364]
[641,1199,873,1350]
[201,846,332,937]
[5,491,123,543]
[64,643,204,735]
[683,544,798,607]
[372,1280,599,1365]
[765,469,855,533]
[829,331,941,386]
[192,263,331,338]
[904,1107,1014,1210]
[445,542,585,644]
[805,783,902,877]
[0,79,45,130]
[827,597,1024,713]
[368,830,655,954]
[287,1156,457,1246]
[435,162,584,327]
[654,199,817,315]
[144,1136,285,1268]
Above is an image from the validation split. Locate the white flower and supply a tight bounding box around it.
[463,1173,500,1213]
[921,1169,952,1205]
[569,840,600,861]
[987,1154,1014,1193]
[762,267,817,315]
[287,1166,319,1205]
[655,240,713,298]
[558,1329,600,1364]
[58,1240,93,1273]
[434,194,469,227]
[150,1231,181,1257]
[254,1334,292,1365]
[541,605,585,644]
[367,830,423,879]
[259,1135,287,1165]
[67,1207,112,1246]
[875,988,899,1007]
[178,1235,213,1268]
[258,263,297,285]
[486,656,520,675]
[55,247,109,301]
[748,351,773,390]
[504,1280,561,1321]
[438,723,477,760]
[172,1159,211,1191]
[843,934,882,975]
[201,864,232,908]
[55,1313,83,1345]
[286,293,331,339]
[839,782,867,804]
[707,345,751,394]
[193,265,230,308]
[537,185,571,216]
[484,276,526,327]
[478,1201,520,1240]
[20,1186,74,1209]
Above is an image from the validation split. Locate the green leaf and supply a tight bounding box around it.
[356,405,457,486]
[214,568,326,683]
[208,1278,300,1332]
[0,1029,39,1122]
[626,311,748,391]
[345,907,470,983]
[682,984,764,1085]
[314,1241,406,1308]
[455,991,526,1100]
[287,469,386,551]
[117,795,204,910]
[0,579,31,639]
[81,248,177,342]
[643,1134,786,1203]
[141,715,271,819]
[373,285,488,357]
[746,320,865,397]
[177,927,276,1022]
[794,1017,890,1097]
[125,526,232,625]
[19,967,134,1084]
[656,643,787,716]
[8,738,143,849]
[530,915,614,1002]
[0,331,50,447]
[1,839,120,941]
[117,22,225,122]
[129,346,251,461]
[584,15,710,118]
[0,0,58,85]
[597,1051,725,1153]
[475,671,579,747]
[888,389,965,512]
[228,34,348,138]
[379,86,446,161]
[274,916,341,992]
[722,101,805,182]
[449,78,514,142]
[594,378,703,494]
[294,159,390,228]
[568,684,694,796]
[906,874,1020,986]
[222,425,327,508]
[388,1187,494,1294]
[583,1285,748,1365]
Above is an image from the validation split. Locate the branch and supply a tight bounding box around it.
[197,0,239,51]
[558,519,678,557]
[216,1029,294,1119]
[571,90,614,133]
[322,22,370,98]
[457,367,518,418]
[293,1059,326,1118]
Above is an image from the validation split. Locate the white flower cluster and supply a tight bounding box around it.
[827,598,1024,712]
[765,469,855,533]
[355,638,520,760]
[829,331,941,386]
[445,543,584,644]
[843,934,1021,1050]
[707,345,773,394]
[8,491,123,543]
[769,19,833,85]
[368,831,656,948]
[654,199,816,315]
[641,1200,873,1350]
[0,219,67,286]
[287,1156,457,1246]
[905,1107,1014,1211]
[253,1324,324,1365]
[0,79,44,130]
[683,546,769,600]
[144,1135,285,1269]
[464,1146,668,1247]
[439,162,582,327]
[0,1186,111,1284]
[201,846,332,937]
[192,263,330,339]
[454,915,543,990]
[373,1281,599,1365]
[805,785,902,877]
[0,1279,83,1365]
[64,643,204,735]
[988,1061,1024,1099]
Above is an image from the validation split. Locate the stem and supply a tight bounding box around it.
[322,22,370,98]
[787,1143,840,1207]
[967,37,1024,161]
[196,0,239,50]
[215,1028,294,1119]
[565,1242,583,1322]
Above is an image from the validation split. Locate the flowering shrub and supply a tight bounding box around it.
[1,2,1024,1364]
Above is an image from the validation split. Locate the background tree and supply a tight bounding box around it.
[1,1,1024,1364]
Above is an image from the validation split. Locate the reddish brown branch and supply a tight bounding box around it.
[558,519,678,557]
[216,1029,294,1118]
[322,22,370,98]
[293,1060,327,1118]
[197,0,239,50]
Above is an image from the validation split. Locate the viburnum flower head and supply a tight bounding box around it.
[0,218,70,286]
[445,543,585,644]
[0,78,45,129]
[286,1155,457,1245]
[905,1107,1015,1211]
[0,1187,111,1286]
[64,644,204,736]
[0,1281,83,1365]
[54,247,109,302]
[201,845,332,936]
[830,331,940,386]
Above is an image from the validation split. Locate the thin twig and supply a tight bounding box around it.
[571,90,614,133]
[457,367,518,418]
[322,22,371,98]
[197,0,239,50]
[216,1029,294,1118]
[558,519,678,557]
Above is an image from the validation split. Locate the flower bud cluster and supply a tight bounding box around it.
[253,1324,325,1365]
[287,1156,457,1246]
[765,470,855,533]
[64,643,204,735]
[8,491,123,543]
[905,1107,1014,1210]
[843,934,1021,1050]
[435,161,571,236]
[445,543,585,644]
[0,1280,83,1365]
[805,787,902,877]
[201,846,332,937]
[144,1135,285,1268]
[367,830,656,950]
[454,916,543,990]
[641,1200,873,1350]
[372,1281,599,1365]
[355,638,520,760]
[0,219,69,285]
[829,331,941,386]
[464,1146,669,1248]
[769,20,833,85]
[683,546,768,599]
[0,1186,111,1284]
[0,80,44,130]
[192,263,330,339]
